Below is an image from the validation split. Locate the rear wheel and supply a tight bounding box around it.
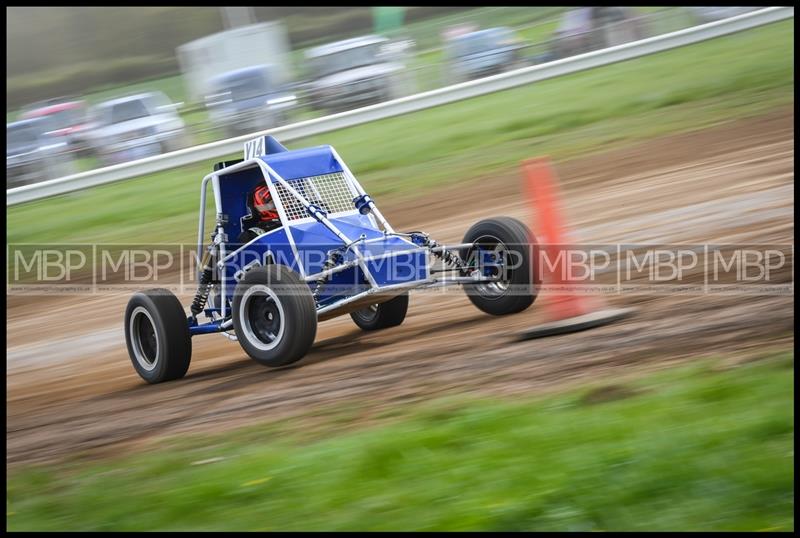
[350,293,409,331]
[124,289,192,383]
[460,217,540,316]
[232,265,317,367]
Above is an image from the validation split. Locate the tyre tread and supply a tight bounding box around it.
[232,265,317,367]
[350,293,409,331]
[124,288,192,384]
[461,217,540,316]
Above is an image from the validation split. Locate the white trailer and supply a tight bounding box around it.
[177,21,292,103]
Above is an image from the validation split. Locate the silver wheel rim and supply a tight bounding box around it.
[240,284,286,351]
[471,234,512,299]
[354,303,379,322]
[130,306,159,371]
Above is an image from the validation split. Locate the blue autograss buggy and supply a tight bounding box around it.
[124,135,540,383]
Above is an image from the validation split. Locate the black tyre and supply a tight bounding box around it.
[124,289,192,384]
[350,293,409,331]
[460,217,540,316]
[232,265,317,367]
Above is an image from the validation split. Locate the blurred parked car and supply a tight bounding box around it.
[443,26,527,83]
[304,35,408,114]
[20,97,94,157]
[548,7,645,60]
[205,64,298,138]
[86,92,187,165]
[6,117,76,188]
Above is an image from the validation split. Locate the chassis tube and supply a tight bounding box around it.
[315,279,433,316]
[189,320,224,335]
[197,174,212,265]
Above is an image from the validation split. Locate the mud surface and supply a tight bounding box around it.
[7,109,794,467]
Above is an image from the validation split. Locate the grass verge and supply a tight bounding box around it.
[6,352,794,531]
[7,20,794,245]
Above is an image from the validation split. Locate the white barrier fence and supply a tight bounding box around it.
[6,6,793,206]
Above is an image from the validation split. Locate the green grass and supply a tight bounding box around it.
[6,352,794,531]
[7,20,794,245]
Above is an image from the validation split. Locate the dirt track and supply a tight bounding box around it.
[6,109,795,467]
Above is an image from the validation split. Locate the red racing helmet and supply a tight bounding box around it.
[251,185,279,221]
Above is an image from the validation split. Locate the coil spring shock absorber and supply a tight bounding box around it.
[191,248,215,319]
[312,249,344,303]
[411,233,471,276]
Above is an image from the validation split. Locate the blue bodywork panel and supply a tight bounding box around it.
[259,145,342,179]
[221,215,429,306]
[218,165,268,243]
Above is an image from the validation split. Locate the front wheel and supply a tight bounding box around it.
[232,265,317,367]
[460,217,540,316]
[350,293,409,331]
[124,289,192,384]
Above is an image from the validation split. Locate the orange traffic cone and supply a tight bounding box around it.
[519,157,635,340]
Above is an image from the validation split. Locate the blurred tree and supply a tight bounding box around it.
[373,7,406,34]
